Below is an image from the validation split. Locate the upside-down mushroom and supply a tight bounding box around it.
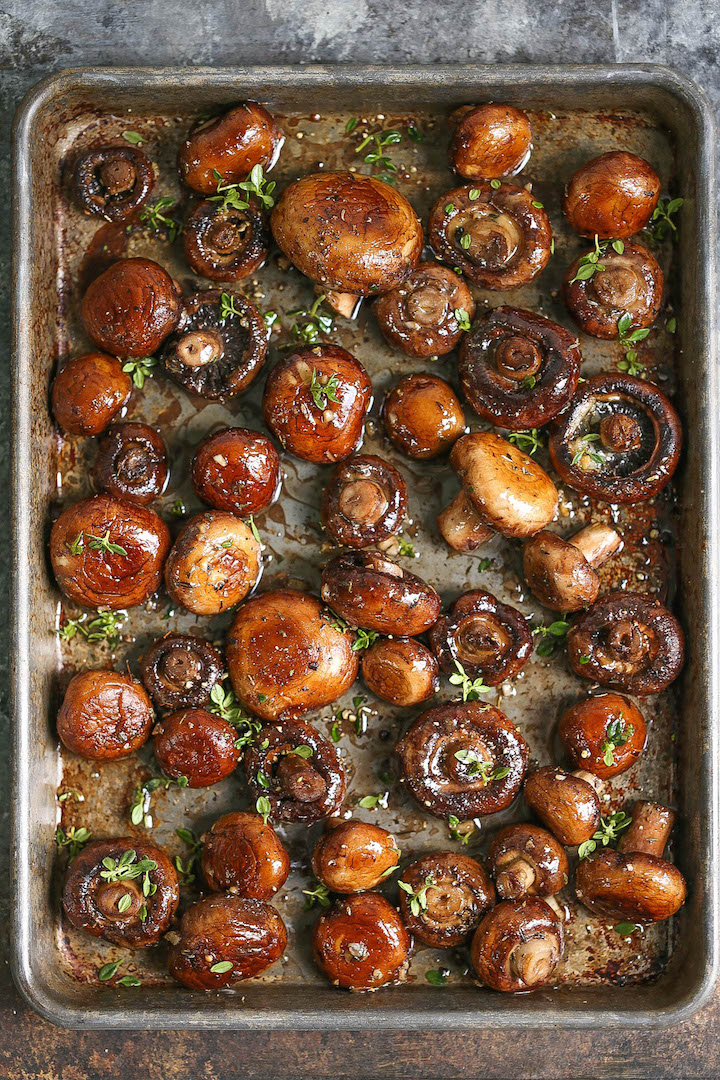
[563,151,660,239]
[361,637,439,706]
[449,103,533,181]
[81,257,182,357]
[183,199,270,281]
[558,693,647,780]
[383,374,466,460]
[523,766,601,847]
[321,550,441,637]
[73,144,155,222]
[51,353,132,436]
[321,455,407,549]
[471,897,564,992]
[139,633,224,712]
[564,241,663,339]
[312,892,411,991]
[487,824,569,900]
[164,511,262,616]
[178,102,283,194]
[522,523,623,612]
[374,263,475,358]
[244,718,346,823]
[57,669,154,761]
[311,820,400,894]
[397,852,495,948]
[429,589,533,686]
[201,811,290,899]
[93,423,169,505]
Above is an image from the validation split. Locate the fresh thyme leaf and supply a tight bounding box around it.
[122,131,143,145]
[99,850,158,884]
[358,793,386,810]
[170,499,186,517]
[397,536,417,558]
[66,533,84,556]
[98,961,120,981]
[452,749,509,784]
[345,117,359,134]
[577,811,632,859]
[263,310,278,332]
[55,825,91,860]
[533,620,570,657]
[490,178,501,190]
[614,921,640,936]
[209,163,276,212]
[616,312,650,377]
[351,627,380,652]
[509,428,542,455]
[116,892,132,913]
[355,127,403,182]
[448,814,473,845]
[246,516,261,543]
[643,197,683,242]
[210,960,233,973]
[283,293,335,346]
[448,659,491,702]
[256,795,271,824]
[57,609,127,644]
[219,291,243,320]
[140,197,182,242]
[288,745,313,759]
[600,715,634,767]
[303,881,331,909]
[522,374,537,389]
[87,530,128,557]
[571,433,603,467]
[398,874,437,917]
[174,827,203,886]
[308,368,341,411]
[122,356,158,389]
[129,775,189,829]
[454,307,471,331]
[406,124,423,143]
[117,974,141,987]
[569,234,608,284]
[425,969,448,986]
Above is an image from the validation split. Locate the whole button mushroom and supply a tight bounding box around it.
[558,693,647,780]
[312,892,411,991]
[245,718,346,823]
[226,589,359,721]
[383,374,466,460]
[164,511,262,617]
[522,523,623,613]
[429,589,533,687]
[564,241,663,339]
[93,423,169,505]
[523,766,601,847]
[263,345,373,465]
[201,811,290,899]
[449,103,533,181]
[374,263,475,358]
[397,852,495,948]
[396,701,528,820]
[183,199,269,281]
[178,102,283,194]
[458,307,581,430]
[63,838,179,949]
[321,550,441,637]
[168,894,287,989]
[321,455,407,549]
[73,144,155,222]
[471,897,564,992]
[311,820,400,894]
[361,637,439,706]
[50,494,170,610]
[140,633,224,712]
[563,151,660,239]
[57,669,154,761]
[153,708,240,787]
[51,353,132,436]
[191,427,281,516]
[81,257,182,357]
[487,824,569,900]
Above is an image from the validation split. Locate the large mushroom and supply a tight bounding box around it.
[183,199,269,281]
[81,257,182,357]
[429,589,533,686]
[51,353,132,437]
[57,669,154,761]
[449,104,533,181]
[563,151,660,239]
[564,241,663,339]
[311,821,400,894]
[321,455,407,549]
[523,766,601,847]
[201,811,290,899]
[397,852,495,947]
[522,523,623,612]
[139,633,224,712]
[164,511,262,616]
[374,263,475,358]
[487,824,569,900]
[191,427,281,517]
[312,892,411,992]
[244,718,346,823]
[471,897,564,992]
[558,693,647,780]
[178,102,283,194]
[153,708,241,787]
[321,550,441,637]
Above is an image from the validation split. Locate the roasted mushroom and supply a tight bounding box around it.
[81,257,182,357]
[244,718,346,823]
[471,898,564,992]
[321,550,441,637]
[374,263,475,358]
[263,345,373,465]
[183,199,269,281]
[383,374,466,460]
[271,172,422,297]
[523,766,601,847]
[159,289,267,401]
[164,511,262,616]
[549,373,682,503]
[487,824,569,900]
[311,820,400,894]
[226,589,359,721]
[153,708,240,787]
[201,811,290,899]
[73,144,155,222]
[522,523,623,612]
[178,102,283,194]
[57,669,154,761]
[563,151,660,239]
[321,455,407,549]
[191,427,281,516]
[567,592,684,695]
[458,307,581,430]
[558,693,647,780]
[93,423,169,504]
[361,637,439,706]
[50,494,170,610]
[51,353,132,436]
[449,103,532,181]
[397,852,495,948]
[312,892,411,991]
[429,589,533,687]
[428,183,552,289]
[139,633,224,712]
[63,838,179,949]
[564,241,663,338]
[168,893,287,989]
[396,701,528,819]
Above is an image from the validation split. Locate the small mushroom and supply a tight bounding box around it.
[139,633,224,712]
[471,898,564,992]
[153,708,241,787]
[523,765,601,847]
[178,102,283,194]
[383,374,466,460]
[449,104,533,181]
[73,144,155,222]
[321,455,407,549]
[397,852,495,948]
[487,824,569,900]
[563,151,660,239]
[429,589,532,687]
[81,257,182,357]
[201,811,290,899]
[51,353,132,436]
[311,821,400,894]
[312,892,411,991]
[93,422,169,505]
[183,199,269,281]
[244,718,346,823]
[558,693,647,780]
[321,550,441,637]
[361,637,439,706]
[164,511,262,616]
[374,263,475,358]
[522,523,623,612]
[57,669,154,761]
[564,241,663,339]
[191,427,281,516]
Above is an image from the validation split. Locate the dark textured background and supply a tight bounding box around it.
[2,2,719,1077]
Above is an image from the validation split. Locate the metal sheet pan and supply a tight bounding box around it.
[10,64,719,1029]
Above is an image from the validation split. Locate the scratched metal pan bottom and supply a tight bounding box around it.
[10,64,719,1029]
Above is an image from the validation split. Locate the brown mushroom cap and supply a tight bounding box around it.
[311,821,400,894]
[564,241,663,339]
[523,766,601,847]
[139,633,224,713]
[487,824,569,899]
[563,151,660,239]
[57,669,154,761]
[312,892,411,991]
[178,102,283,194]
[450,104,533,181]
[74,144,155,222]
[397,851,496,948]
[383,374,466,460]
[81,257,182,357]
[191,427,281,517]
[93,422,169,505]
[321,550,441,637]
[429,589,533,687]
[522,524,622,613]
[374,262,476,358]
[51,353,132,437]
[361,637,439,706]
[558,693,647,780]
[182,200,269,282]
[471,897,564,992]
[153,707,241,787]
[201,811,290,899]
[321,454,407,549]
[164,511,262,617]
[575,849,686,923]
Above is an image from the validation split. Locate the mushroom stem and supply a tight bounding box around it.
[543,894,565,920]
[276,754,327,803]
[571,768,603,794]
[617,801,675,857]
[511,936,558,987]
[320,288,362,320]
[437,489,495,552]
[569,523,623,568]
[496,856,536,899]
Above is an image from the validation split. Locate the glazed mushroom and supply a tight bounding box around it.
[159,289,267,401]
[81,257,182,357]
[383,374,466,460]
[63,838,179,949]
[575,801,686,923]
[523,766,601,847]
[73,144,155,222]
[563,151,660,239]
[396,701,529,820]
[361,637,439,706]
[567,591,685,695]
[558,693,647,780]
[311,820,400,894]
[178,102,283,194]
[244,718,346,823]
[271,172,423,298]
[263,345,373,465]
[397,852,495,948]
[321,550,441,637]
[50,494,170,610]
[183,199,269,281]
[564,241,663,339]
[164,511,262,616]
[487,824,569,900]
[428,183,552,289]
[458,307,581,430]
[312,892,411,992]
[168,894,287,989]
[153,708,241,787]
[471,898,564,992]
[191,427,281,516]
[449,104,533,181]
[374,263,476,358]
[429,589,533,687]
[51,353,132,436]
[57,669,154,761]
[201,811,290,899]
[549,373,683,503]
[321,455,407,549]
[226,589,359,721]
[522,523,623,612]
[93,423,169,505]
[139,633,223,712]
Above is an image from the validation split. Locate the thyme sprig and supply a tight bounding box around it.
[448,659,491,702]
[578,811,632,859]
[140,196,182,243]
[209,163,276,213]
